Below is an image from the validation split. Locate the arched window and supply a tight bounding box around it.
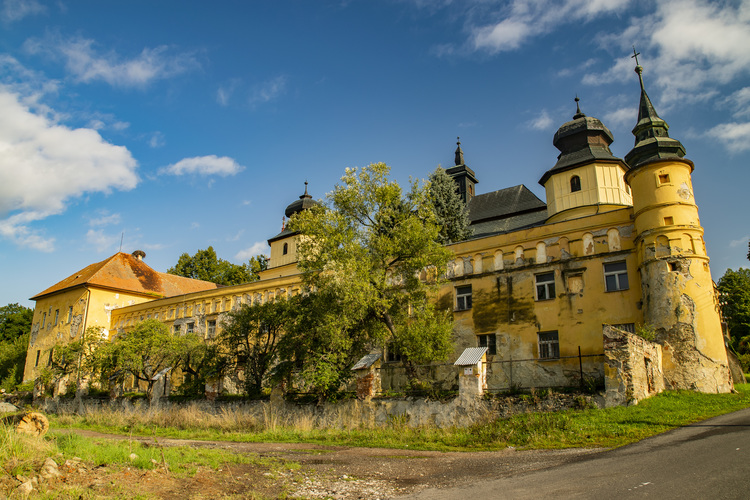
[570,175,581,192]
[282,242,288,255]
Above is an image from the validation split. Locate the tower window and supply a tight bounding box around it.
[570,175,581,192]
[663,216,674,225]
[283,242,288,255]
[658,173,670,185]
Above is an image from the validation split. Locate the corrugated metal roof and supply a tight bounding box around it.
[454,347,487,366]
[351,353,382,371]
[31,252,219,300]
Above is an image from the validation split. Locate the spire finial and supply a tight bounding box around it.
[632,46,645,90]
[454,137,464,166]
[573,95,586,119]
[281,216,286,231]
[304,180,308,196]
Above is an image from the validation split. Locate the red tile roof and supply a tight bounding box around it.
[31,252,219,300]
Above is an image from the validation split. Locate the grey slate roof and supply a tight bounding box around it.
[465,184,548,239]
[454,347,488,366]
[351,353,382,371]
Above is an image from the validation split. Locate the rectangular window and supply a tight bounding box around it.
[54,309,59,325]
[604,261,629,291]
[478,334,497,355]
[67,306,73,323]
[186,322,195,334]
[535,272,555,300]
[47,350,53,367]
[173,324,181,334]
[42,312,46,328]
[206,320,216,338]
[456,285,472,311]
[35,350,40,367]
[538,331,559,359]
[658,173,670,185]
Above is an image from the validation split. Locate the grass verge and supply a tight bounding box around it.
[47,384,750,452]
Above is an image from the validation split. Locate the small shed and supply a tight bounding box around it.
[352,353,382,400]
[454,347,488,397]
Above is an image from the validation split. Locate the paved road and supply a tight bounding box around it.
[403,407,750,499]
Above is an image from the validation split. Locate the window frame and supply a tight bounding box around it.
[186,322,195,334]
[538,331,560,360]
[604,261,629,292]
[206,319,217,338]
[478,334,497,355]
[570,175,581,192]
[535,272,556,301]
[455,285,472,311]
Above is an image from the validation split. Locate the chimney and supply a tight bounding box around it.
[132,250,146,261]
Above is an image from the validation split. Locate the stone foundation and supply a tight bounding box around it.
[603,325,665,407]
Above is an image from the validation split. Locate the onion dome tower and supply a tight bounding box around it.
[266,182,320,273]
[446,138,479,204]
[539,98,632,223]
[624,51,732,393]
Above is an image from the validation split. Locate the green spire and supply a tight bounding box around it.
[624,49,686,168]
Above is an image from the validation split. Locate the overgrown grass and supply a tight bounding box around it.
[48,385,750,452]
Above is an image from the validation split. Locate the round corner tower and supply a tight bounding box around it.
[624,59,732,393]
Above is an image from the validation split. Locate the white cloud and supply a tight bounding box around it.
[705,122,750,153]
[217,78,241,106]
[0,86,138,251]
[235,241,270,261]
[88,211,121,227]
[227,229,245,242]
[470,0,631,53]
[721,87,750,118]
[1,0,45,23]
[249,76,287,106]
[527,110,553,130]
[160,155,245,177]
[148,131,165,148]
[23,34,200,88]
[86,228,119,253]
[730,235,750,248]
[603,107,635,128]
[585,0,750,105]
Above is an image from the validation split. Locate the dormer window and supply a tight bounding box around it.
[570,175,581,192]
[283,243,288,255]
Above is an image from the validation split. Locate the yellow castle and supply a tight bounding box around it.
[24,63,733,395]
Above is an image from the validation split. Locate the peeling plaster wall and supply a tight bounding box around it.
[603,325,664,407]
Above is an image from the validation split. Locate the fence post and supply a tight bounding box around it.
[578,346,584,390]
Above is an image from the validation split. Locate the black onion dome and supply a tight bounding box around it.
[284,181,319,218]
[539,98,623,186]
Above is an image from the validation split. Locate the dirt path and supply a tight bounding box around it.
[54,429,604,499]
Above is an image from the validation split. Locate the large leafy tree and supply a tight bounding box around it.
[287,163,454,394]
[97,319,197,398]
[428,166,472,244]
[220,298,291,396]
[718,268,750,351]
[0,303,33,390]
[167,246,268,286]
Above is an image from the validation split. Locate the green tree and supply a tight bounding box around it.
[718,268,750,351]
[0,303,33,390]
[287,163,454,395]
[98,319,195,398]
[0,303,33,343]
[167,247,268,286]
[428,166,472,244]
[220,298,291,396]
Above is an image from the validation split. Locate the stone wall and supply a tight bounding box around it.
[603,325,665,407]
[38,391,602,429]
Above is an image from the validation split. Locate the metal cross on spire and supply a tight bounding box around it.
[631,46,641,66]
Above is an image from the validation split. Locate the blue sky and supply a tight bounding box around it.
[1,0,749,308]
